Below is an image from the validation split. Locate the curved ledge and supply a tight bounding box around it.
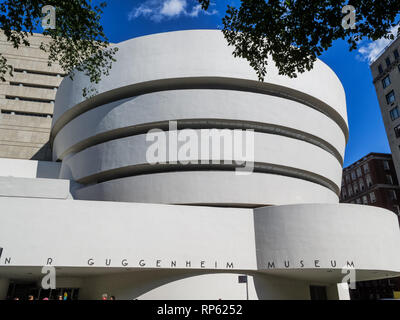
[75,162,340,196]
[51,77,349,143]
[60,130,342,192]
[55,118,344,165]
[74,171,339,206]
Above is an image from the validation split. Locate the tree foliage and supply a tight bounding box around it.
[0,0,117,97]
[199,0,400,80]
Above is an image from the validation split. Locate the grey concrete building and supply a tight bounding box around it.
[0,31,65,160]
[370,36,400,184]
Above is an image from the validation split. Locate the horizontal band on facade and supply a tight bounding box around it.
[76,162,340,196]
[173,202,266,208]
[55,118,344,165]
[50,77,349,143]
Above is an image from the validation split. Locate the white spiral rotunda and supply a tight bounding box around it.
[0,30,400,300]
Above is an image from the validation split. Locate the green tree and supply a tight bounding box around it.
[0,0,117,97]
[199,0,400,80]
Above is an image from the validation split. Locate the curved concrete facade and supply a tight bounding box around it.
[52,30,347,206]
[2,30,400,300]
[1,198,399,299]
[52,90,346,162]
[74,171,339,206]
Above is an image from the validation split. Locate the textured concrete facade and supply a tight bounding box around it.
[0,31,64,160]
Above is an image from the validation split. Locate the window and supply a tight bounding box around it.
[353,182,359,194]
[395,49,400,59]
[366,174,373,187]
[386,57,391,67]
[1,110,53,118]
[382,75,391,88]
[386,174,393,184]
[351,171,356,181]
[393,205,400,215]
[363,163,369,173]
[13,68,64,77]
[386,91,396,104]
[389,190,397,201]
[9,81,58,90]
[378,64,384,74]
[370,192,376,203]
[359,179,365,191]
[362,195,368,204]
[356,198,361,204]
[342,188,347,199]
[5,95,54,104]
[390,106,400,121]
[395,124,400,138]
[345,174,351,183]
[383,160,390,170]
[348,185,353,197]
[356,167,362,178]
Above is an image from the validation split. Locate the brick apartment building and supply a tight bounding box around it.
[340,152,400,215]
[340,152,400,300]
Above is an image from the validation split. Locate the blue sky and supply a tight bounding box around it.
[96,0,393,167]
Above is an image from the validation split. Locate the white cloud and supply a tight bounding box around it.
[128,5,153,20]
[187,4,218,17]
[187,4,202,17]
[128,0,217,22]
[160,0,187,17]
[357,25,400,63]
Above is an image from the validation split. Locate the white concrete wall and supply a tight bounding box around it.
[74,171,338,206]
[51,29,347,206]
[0,197,257,270]
[254,203,400,274]
[60,129,341,206]
[1,197,399,283]
[0,158,60,179]
[60,131,341,187]
[53,90,345,162]
[0,176,72,199]
[52,30,347,129]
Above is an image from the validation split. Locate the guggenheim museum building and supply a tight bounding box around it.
[1,29,400,300]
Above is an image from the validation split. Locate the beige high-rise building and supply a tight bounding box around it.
[0,31,64,160]
[370,36,400,183]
